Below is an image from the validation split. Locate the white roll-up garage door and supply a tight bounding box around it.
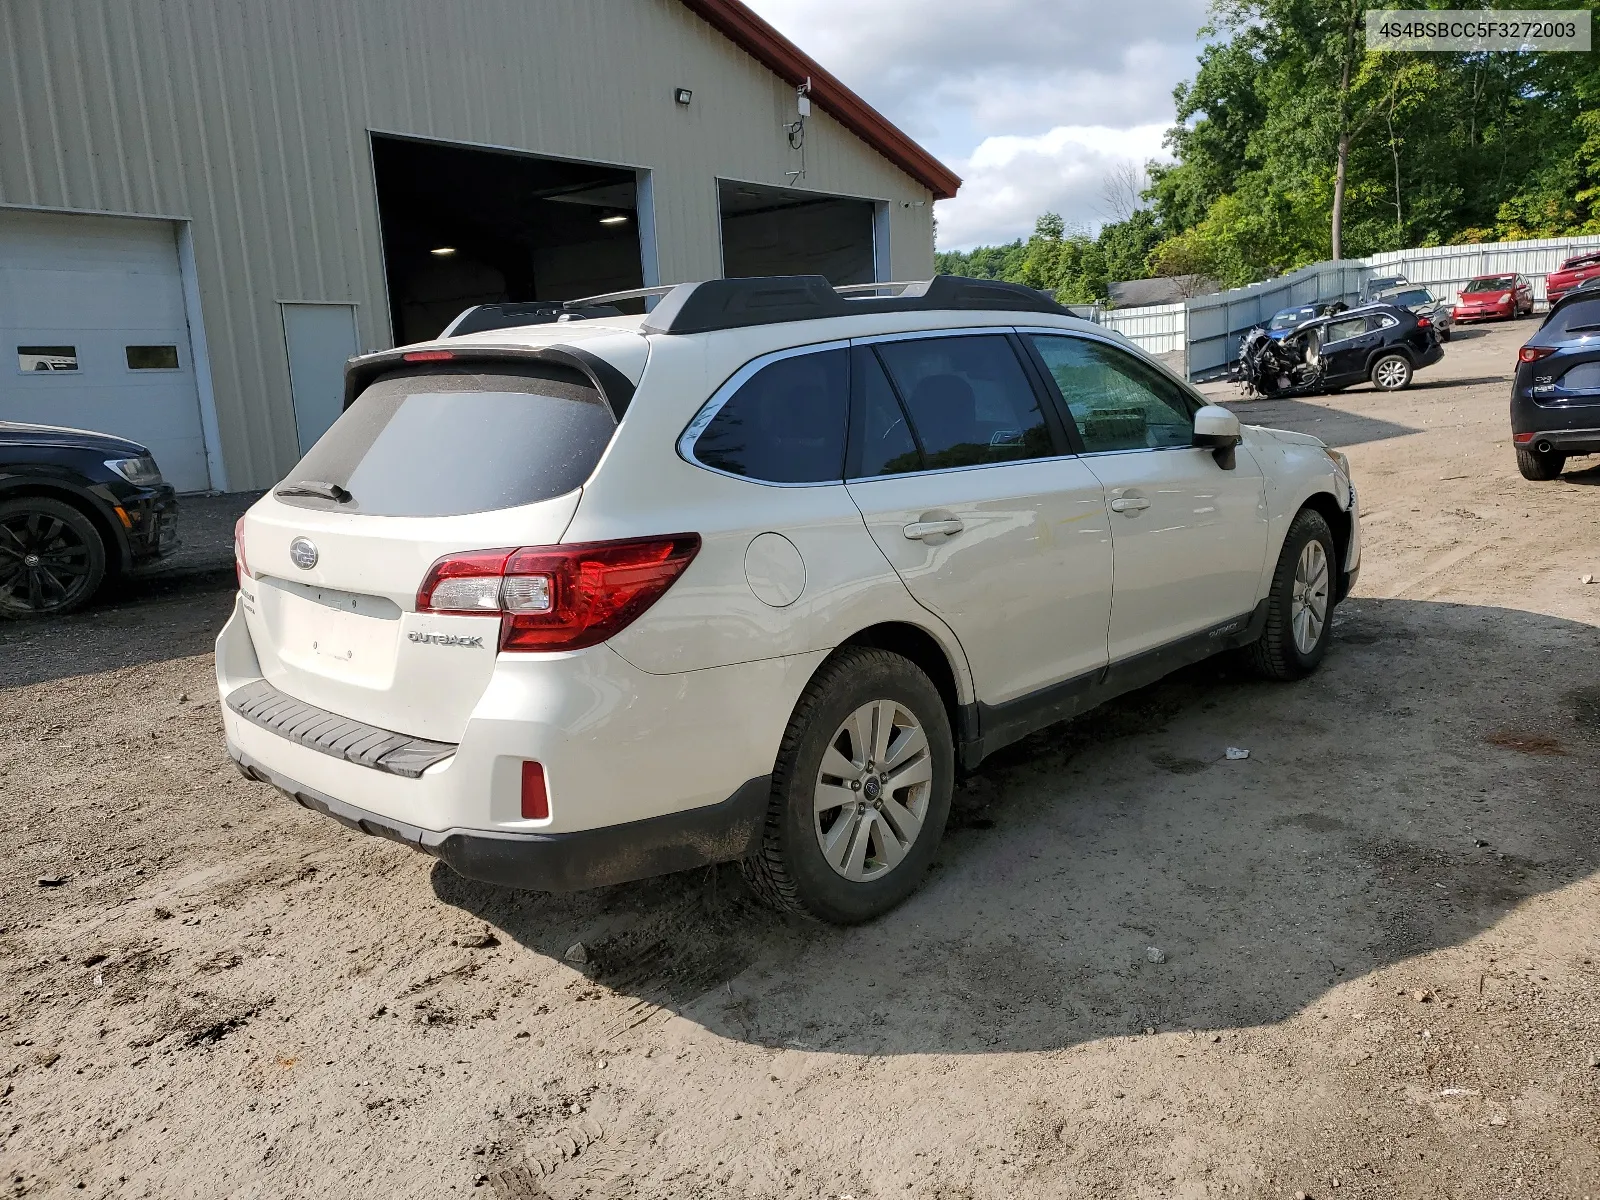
[0,210,210,492]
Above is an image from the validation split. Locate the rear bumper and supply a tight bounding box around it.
[214,595,821,891]
[229,743,769,891]
[1515,427,1600,456]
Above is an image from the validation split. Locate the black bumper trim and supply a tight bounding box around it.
[228,744,771,893]
[225,678,456,779]
[1519,428,1600,455]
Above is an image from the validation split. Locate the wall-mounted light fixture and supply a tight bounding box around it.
[674,87,693,105]
[598,211,630,226]
[430,246,457,256]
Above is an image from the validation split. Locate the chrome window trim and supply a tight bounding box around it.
[676,339,853,489]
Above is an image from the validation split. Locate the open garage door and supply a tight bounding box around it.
[719,181,878,286]
[372,136,647,345]
[0,210,211,492]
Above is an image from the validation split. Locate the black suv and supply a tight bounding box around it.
[0,422,179,617]
[1238,302,1444,397]
[1511,283,1600,480]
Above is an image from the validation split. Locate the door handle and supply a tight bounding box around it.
[903,518,964,540]
[1109,497,1151,514]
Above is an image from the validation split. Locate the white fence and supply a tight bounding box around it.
[1100,233,1600,379]
[1099,301,1185,355]
[1366,234,1600,306]
[1183,261,1368,378]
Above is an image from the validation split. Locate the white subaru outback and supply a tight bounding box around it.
[218,276,1358,924]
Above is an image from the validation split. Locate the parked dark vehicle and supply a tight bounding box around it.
[1378,285,1453,341]
[1452,273,1534,323]
[1361,274,1408,302]
[1265,300,1347,340]
[1237,302,1443,398]
[1544,252,1600,305]
[1511,289,1600,480]
[0,422,178,617]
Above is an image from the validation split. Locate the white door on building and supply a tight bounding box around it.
[0,209,210,492]
[281,303,359,456]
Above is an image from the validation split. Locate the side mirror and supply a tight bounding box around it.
[1193,404,1241,469]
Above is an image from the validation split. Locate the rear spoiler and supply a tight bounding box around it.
[342,344,639,420]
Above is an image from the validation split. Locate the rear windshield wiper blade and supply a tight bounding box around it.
[275,480,353,503]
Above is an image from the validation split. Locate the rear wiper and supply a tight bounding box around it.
[275,480,352,503]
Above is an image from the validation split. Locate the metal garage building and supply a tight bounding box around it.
[0,0,957,492]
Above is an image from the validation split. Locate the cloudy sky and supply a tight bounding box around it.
[741,1,1213,250]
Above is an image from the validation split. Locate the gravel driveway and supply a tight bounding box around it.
[2,319,1597,1199]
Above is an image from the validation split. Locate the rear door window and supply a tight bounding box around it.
[848,347,922,477]
[1028,334,1194,453]
[687,348,849,483]
[277,365,616,516]
[872,334,1056,469]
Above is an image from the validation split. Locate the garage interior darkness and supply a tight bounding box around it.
[718,181,877,285]
[372,135,645,343]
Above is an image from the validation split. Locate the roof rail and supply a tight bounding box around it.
[443,300,624,337]
[633,274,1066,335]
[561,284,679,308]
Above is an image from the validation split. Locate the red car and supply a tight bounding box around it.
[1545,253,1600,304]
[1451,273,1534,323]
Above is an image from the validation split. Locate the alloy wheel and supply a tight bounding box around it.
[0,510,97,615]
[1291,539,1330,655]
[1374,358,1409,389]
[813,699,933,882]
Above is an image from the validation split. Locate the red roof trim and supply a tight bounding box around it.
[678,0,961,200]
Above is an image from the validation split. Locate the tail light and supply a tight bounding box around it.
[1519,346,1556,363]
[1416,316,1431,328]
[416,534,701,652]
[234,516,250,587]
[403,349,455,363]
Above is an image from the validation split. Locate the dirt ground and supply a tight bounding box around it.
[3,319,1598,1199]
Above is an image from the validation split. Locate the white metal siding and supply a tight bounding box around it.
[0,0,938,489]
[1366,235,1600,306]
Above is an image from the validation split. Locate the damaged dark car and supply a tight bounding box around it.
[1236,302,1444,398]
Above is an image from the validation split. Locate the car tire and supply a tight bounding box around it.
[1243,508,1337,682]
[1370,353,1413,391]
[0,496,108,620]
[1516,447,1566,481]
[742,646,954,924]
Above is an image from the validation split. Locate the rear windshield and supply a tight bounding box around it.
[1464,276,1515,292]
[1542,297,1600,337]
[276,365,616,516]
[1269,308,1311,330]
[1386,289,1433,307]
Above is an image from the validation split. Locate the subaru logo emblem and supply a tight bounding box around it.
[289,537,318,570]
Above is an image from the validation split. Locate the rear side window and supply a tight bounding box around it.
[1029,334,1194,453]
[873,334,1054,469]
[277,365,615,516]
[689,349,848,483]
[1543,298,1600,336]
